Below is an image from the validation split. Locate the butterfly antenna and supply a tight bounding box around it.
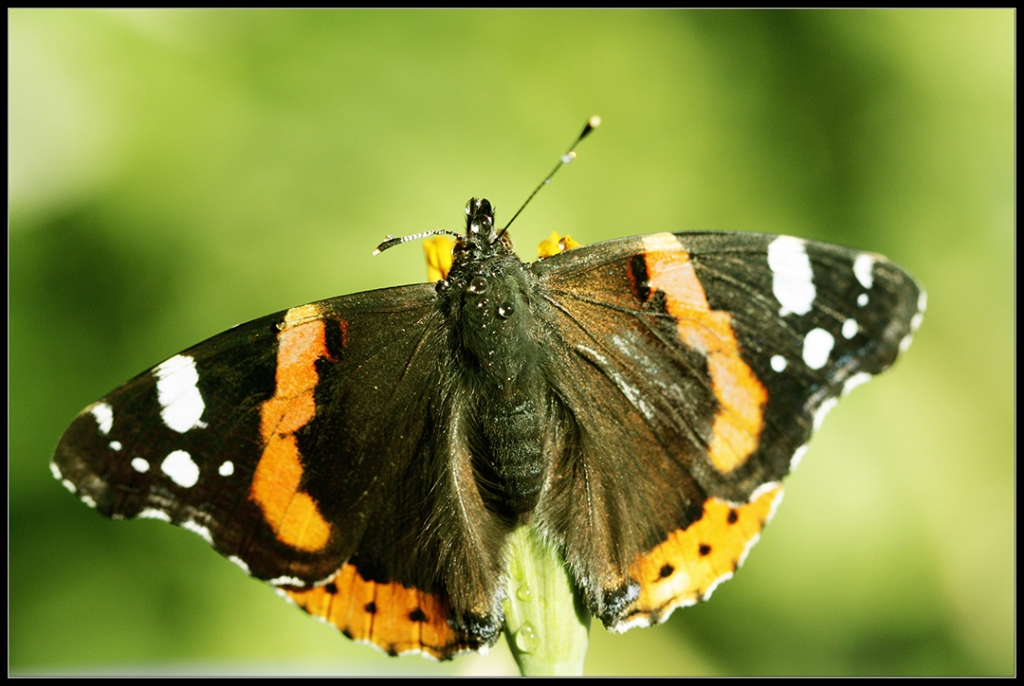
[373,229,462,256]
[498,115,600,237]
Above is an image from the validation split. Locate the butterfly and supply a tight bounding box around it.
[52,132,924,662]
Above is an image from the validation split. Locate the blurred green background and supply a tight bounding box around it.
[10,10,1012,676]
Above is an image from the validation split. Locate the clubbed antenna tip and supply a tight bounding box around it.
[500,115,602,235]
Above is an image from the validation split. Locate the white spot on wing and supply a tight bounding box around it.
[139,508,172,522]
[770,354,787,372]
[842,318,858,339]
[749,480,782,505]
[181,519,213,544]
[735,530,764,571]
[228,555,251,575]
[899,333,915,353]
[813,396,840,432]
[768,236,815,316]
[274,587,297,605]
[269,576,306,587]
[90,402,114,435]
[131,457,150,473]
[853,253,875,289]
[790,444,809,471]
[154,355,207,433]
[612,616,647,633]
[60,479,76,494]
[109,441,123,451]
[842,372,873,396]
[734,484,785,568]
[218,461,234,477]
[802,328,835,370]
[81,495,97,508]
[161,450,200,488]
[762,486,785,526]
[700,570,735,603]
[857,293,869,307]
[908,290,927,337]
[50,462,63,481]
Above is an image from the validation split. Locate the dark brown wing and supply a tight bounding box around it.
[530,231,924,628]
[52,283,506,659]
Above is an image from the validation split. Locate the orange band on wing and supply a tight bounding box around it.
[251,307,332,552]
[285,564,479,660]
[642,234,768,473]
[620,484,783,629]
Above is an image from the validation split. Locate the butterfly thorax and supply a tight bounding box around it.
[437,198,549,522]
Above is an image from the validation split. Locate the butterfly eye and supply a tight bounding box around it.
[497,303,515,319]
[468,276,488,294]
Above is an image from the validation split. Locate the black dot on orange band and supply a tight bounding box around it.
[727,509,739,524]
[659,564,674,578]
[699,543,712,556]
[365,601,377,614]
[324,582,338,594]
[409,608,427,622]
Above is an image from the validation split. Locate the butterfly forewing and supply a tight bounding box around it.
[52,287,451,580]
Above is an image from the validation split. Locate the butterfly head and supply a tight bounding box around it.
[465,198,495,239]
[451,198,514,268]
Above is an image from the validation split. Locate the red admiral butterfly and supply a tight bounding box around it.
[52,119,925,663]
